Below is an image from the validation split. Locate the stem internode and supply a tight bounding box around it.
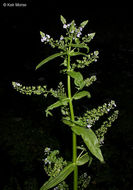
[67,52,78,190]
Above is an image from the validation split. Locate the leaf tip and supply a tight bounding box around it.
[60,15,66,24]
[101,159,105,164]
[35,66,39,70]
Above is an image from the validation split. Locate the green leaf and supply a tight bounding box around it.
[73,91,91,100]
[46,98,69,116]
[36,52,67,70]
[67,71,84,89]
[70,44,89,53]
[72,125,104,163]
[69,20,76,33]
[67,71,83,80]
[62,118,76,127]
[76,153,90,166]
[62,119,104,162]
[40,31,45,37]
[60,98,69,105]
[69,51,88,57]
[60,15,66,24]
[46,101,62,112]
[67,71,83,85]
[80,20,88,28]
[40,163,76,190]
[88,33,95,39]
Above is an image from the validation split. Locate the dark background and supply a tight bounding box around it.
[0,1,133,190]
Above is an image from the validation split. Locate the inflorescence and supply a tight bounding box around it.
[76,100,117,127]
[12,81,48,97]
[75,100,118,144]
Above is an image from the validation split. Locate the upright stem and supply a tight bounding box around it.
[67,51,78,190]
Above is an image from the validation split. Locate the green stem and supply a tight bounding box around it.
[67,50,78,190]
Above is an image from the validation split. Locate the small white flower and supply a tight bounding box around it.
[84,172,87,177]
[70,30,74,33]
[44,158,48,164]
[60,36,64,40]
[44,147,50,153]
[79,27,83,31]
[87,124,91,129]
[113,102,117,107]
[94,51,99,56]
[14,82,21,87]
[77,33,80,38]
[46,34,50,38]
[77,31,82,38]
[41,36,47,42]
[63,24,67,29]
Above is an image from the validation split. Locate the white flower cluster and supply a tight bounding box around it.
[76,27,82,38]
[76,100,117,130]
[41,33,51,42]
[43,147,51,164]
[63,22,83,38]
[106,100,117,112]
[63,23,71,29]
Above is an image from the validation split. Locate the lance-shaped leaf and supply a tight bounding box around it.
[80,20,88,28]
[60,15,66,24]
[40,163,76,190]
[36,52,67,70]
[72,125,104,163]
[69,51,88,57]
[46,98,69,116]
[69,44,89,53]
[62,119,104,163]
[73,91,91,100]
